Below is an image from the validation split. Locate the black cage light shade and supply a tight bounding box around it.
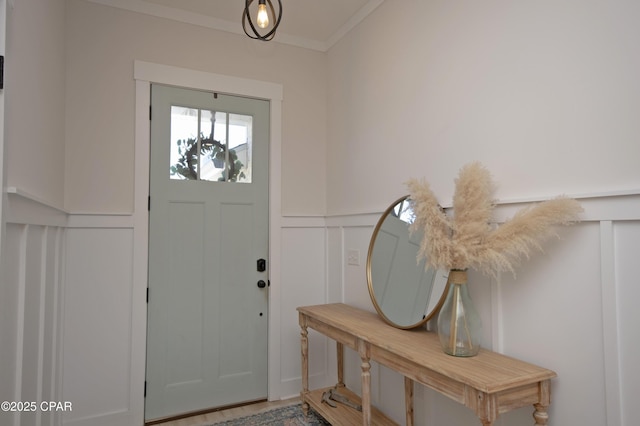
[243,0,283,41]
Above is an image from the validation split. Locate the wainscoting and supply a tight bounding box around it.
[294,192,640,426]
[63,223,137,425]
[0,190,66,426]
[62,210,147,426]
[0,189,146,426]
[2,189,638,426]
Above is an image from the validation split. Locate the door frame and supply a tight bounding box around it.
[132,60,283,425]
[0,0,7,291]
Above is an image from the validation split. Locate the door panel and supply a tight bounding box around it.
[145,84,269,421]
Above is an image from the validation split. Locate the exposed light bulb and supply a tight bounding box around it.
[242,0,281,41]
[256,2,269,28]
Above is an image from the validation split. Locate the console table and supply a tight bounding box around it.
[298,303,556,426]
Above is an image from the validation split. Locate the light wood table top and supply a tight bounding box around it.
[298,303,557,425]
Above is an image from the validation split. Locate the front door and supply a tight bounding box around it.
[145,84,270,421]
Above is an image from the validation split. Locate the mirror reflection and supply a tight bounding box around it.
[366,196,449,329]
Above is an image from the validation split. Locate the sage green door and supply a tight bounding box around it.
[145,84,269,421]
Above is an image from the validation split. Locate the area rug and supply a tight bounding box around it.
[209,404,330,426]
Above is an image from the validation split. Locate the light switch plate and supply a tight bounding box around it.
[347,249,360,266]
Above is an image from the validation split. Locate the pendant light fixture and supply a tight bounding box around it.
[243,0,283,41]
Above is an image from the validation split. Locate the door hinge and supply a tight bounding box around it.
[148,196,150,211]
[0,56,4,90]
[149,105,152,120]
[146,287,149,303]
[144,381,147,397]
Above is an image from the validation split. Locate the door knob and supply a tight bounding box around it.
[257,280,266,288]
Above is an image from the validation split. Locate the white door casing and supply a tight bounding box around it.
[132,61,283,426]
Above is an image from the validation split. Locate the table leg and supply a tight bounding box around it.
[533,379,551,425]
[404,377,414,426]
[358,340,371,426]
[300,320,309,416]
[533,403,549,426]
[474,391,497,426]
[336,342,345,388]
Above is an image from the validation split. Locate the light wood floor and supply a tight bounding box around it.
[149,397,300,426]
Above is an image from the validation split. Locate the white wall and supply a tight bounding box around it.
[326,0,640,215]
[5,0,66,209]
[3,1,327,424]
[319,1,640,425]
[64,0,327,215]
[3,1,640,426]
[2,1,67,425]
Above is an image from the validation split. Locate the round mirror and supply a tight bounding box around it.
[366,195,449,329]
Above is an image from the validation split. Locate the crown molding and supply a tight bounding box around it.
[83,0,384,52]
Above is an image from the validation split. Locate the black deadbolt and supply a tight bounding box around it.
[257,258,266,272]
[257,280,267,288]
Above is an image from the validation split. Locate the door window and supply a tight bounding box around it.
[169,106,253,183]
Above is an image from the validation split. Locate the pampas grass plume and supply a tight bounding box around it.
[408,162,583,278]
[406,178,452,268]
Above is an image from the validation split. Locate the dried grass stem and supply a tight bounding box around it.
[407,162,583,277]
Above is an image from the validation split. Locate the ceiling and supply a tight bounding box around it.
[87,0,385,51]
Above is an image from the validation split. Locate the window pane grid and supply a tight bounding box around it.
[170,106,252,183]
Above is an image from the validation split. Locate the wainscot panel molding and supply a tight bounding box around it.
[4,186,637,426]
[5,187,67,226]
[63,224,136,426]
[1,189,66,426]
[66,214,135,229]
[1,187,144,426]
[57,211,147,426]
[278,224,328,398]
[281,215,327,229]
[325,212,380,228]
[292,192,640,426]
